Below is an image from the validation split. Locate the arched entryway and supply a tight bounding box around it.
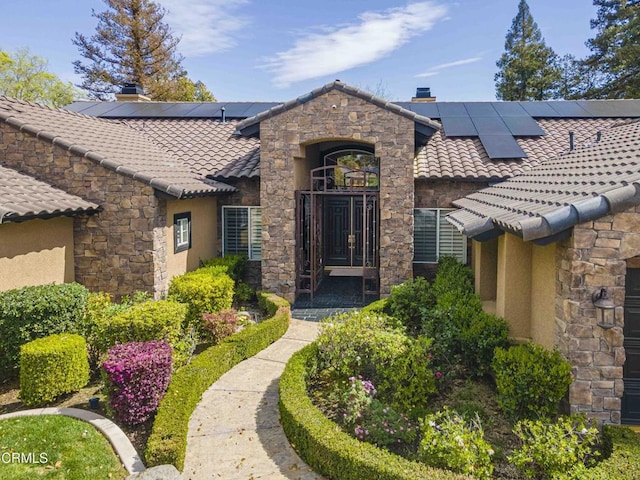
[295,145,380,304]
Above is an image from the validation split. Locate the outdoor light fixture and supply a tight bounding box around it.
[593,287,616,329]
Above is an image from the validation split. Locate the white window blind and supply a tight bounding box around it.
[222,206,262,260]
[414,208,466,263]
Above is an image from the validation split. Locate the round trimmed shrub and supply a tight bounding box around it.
[19,333,90,406]
[0,283,88,378]
[492,342,573,420]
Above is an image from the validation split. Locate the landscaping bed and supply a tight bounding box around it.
[280,257,640,480]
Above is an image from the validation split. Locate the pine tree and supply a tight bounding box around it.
[73,0,214,101]
[494,0,562,101]
[583,0,640,98]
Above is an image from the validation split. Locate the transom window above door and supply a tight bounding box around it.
[323,149,379,189]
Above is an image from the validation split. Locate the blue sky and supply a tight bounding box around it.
[0,0,599,102]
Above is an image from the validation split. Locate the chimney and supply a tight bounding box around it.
[412,87,436,102]
[115,83,151,102]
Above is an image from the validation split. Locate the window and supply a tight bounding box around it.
[414,208,467,263]
[174,212,191,253]
[222,206,262,260]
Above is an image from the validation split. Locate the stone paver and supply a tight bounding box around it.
[181,319,325,480]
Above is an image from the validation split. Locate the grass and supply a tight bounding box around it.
[0,415,127,480]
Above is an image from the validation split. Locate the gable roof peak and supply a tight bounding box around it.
[234,80,441,135]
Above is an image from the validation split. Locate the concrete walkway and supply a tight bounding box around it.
[181,319,325,480]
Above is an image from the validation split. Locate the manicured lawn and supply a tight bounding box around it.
[0,415,127,480]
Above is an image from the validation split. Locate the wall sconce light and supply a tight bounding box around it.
[593,287,616,329]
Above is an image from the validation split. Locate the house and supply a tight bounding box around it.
[449,120,640,424]
[63,81,640,303]
[0,95,231,299]
[3,80,640,423]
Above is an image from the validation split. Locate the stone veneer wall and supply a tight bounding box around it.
[555,206,640,423]
[414,179,488,208]
[259,90,415,302]
[0,123,166,299]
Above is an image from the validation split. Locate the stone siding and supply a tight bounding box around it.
[415,179,488,208]
[259,90,415,301]
[555,206,640,423]
[0,123,166,298]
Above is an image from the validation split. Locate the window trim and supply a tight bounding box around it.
[222,206,262,260]
[174,212,191,253]
[413,208,467,264]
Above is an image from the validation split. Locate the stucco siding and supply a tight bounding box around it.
[166,197,217,282]
[530,243,556,349]
[0,217,74,291]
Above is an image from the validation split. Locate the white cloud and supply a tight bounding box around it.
[415,56,482,78]
[159,0,249,57]
[263,2,448,87]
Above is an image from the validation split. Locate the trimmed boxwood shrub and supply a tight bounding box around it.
[0,283,88,378]
[492,343,573,421]
[102,341,173,426]
[279,344,471,480]
[19,333,90,406]
[201,255,247,282]
[91,300,189,366]
[167,266,234,332]
[145,292,290,470]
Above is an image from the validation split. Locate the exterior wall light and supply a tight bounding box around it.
[593,287,616,329]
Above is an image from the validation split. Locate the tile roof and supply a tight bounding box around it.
[0,164,100,223]
[0,97,235,198]
[448,120,640,243]
[234,80,442,134]
[416,118,626,180]
[122,119,260,179]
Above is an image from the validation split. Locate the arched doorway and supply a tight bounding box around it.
[295,146,380,304]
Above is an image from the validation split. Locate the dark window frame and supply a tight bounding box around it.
[174,212,192,253]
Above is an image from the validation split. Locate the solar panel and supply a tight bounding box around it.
[491,102,528,116]
[519,102,559,117]
[441,116,478,136]
[75,103,134,117]
[479,135,527,159]
[502,116,545,136]
[576,101,624,117]
[220,103,253,118]
[437,102,468,116]
[402,102,440,118]
[159,103,202,117]
[465,102,498,116]
[242,103,280,118]
[470,116,511,135]
[118,103,174,117]
[548,101,590,117]
[185,103,224,117]
[99,103,152,117]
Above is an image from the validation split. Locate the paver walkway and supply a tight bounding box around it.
[181,319,325,480]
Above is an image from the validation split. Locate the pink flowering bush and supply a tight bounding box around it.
[341,376,417,449]
[102,340,173,425]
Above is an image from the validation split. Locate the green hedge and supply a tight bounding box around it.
[0,283,88,378]
[91,300,188,364]
[19,333,89,406]
[201,255,247,282]
[579,425,640,480]
[145,291,290,470]
[168,266,234,331]
[279,343,472,480]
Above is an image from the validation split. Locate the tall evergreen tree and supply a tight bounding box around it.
[73,0,214,101]
[494,0,562,101]
[583,0,640,98]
